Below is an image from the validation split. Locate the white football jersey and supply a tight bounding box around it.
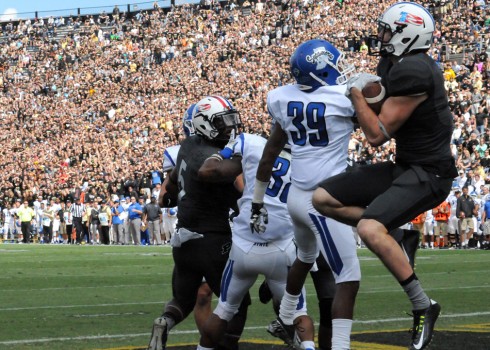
[447,192,458,219]
[230,133,294,253]
[162,145,180,173]
[267,84,355,191]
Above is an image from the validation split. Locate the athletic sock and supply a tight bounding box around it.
[301,340,316,350]
[162,315,175,331]
[332,318,352,350]
[196,346,214,350]
[400,274,430,311]
[279,291,300,325]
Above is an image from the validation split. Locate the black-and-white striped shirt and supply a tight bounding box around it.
[70,203,85,218]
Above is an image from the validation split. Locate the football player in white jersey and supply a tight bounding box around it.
[251,39,360,350]
[197,132,315,350]
[155,104,214,338]
[447,189,461,247]
[2,203,12,240]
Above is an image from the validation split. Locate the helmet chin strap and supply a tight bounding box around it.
[309,72,329,86]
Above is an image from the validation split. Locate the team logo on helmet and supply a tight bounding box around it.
[198,104,212,112]
[306,47,334,70]
[395,11,424,26]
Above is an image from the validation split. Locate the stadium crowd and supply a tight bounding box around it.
[1,0,490,246]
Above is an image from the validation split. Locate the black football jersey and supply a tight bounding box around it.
[377,53,458,178]
[174,135,239,235]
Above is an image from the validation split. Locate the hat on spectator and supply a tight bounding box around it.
[114,199,120,202]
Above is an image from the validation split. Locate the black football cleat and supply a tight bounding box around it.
[409,300,441,350]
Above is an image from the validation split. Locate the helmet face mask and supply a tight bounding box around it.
[290,39,355,91]
[183,103,196,137]
[192,96,241,141]
[367,2,435,57]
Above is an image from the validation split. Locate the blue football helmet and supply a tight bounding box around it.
[290,39,355,90]
[183,103,196,137]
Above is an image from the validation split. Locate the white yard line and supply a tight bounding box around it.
[1,311,490,345]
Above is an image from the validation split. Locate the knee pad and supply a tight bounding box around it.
[297,249,319,264]
[214,302,237,322]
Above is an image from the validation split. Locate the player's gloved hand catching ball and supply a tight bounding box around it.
[345,73,382,97]
[250,201,268,234]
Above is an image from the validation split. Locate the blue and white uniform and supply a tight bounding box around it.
[447,191,459,234]
[163,145,180,174]
[215,133,307,322]
[162,144,179,238]
[267,83,360,283]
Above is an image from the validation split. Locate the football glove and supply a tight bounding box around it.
[345,73,382,97]
[219,129,237,159]
[250,201,268,234]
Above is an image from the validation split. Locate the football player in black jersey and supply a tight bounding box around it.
[312,3,457,350]
[148,96,248,350]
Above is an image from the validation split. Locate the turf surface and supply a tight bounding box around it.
[0,244,489,350]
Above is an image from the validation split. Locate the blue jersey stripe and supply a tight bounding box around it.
[239,133,245,156]
[296,290,305,311]
[309,213,343,275]
[164,149,176,167]
[220,259,234,302]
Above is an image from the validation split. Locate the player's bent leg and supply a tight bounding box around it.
[194,282,213,335]
[293,314,316,350]
[310,255,335,350]
[331,281,359,350]
[317,297,333,350]
[277,258,313,330]
[357,219,413,282]
[217,294,250,350]
[312,187,364,228]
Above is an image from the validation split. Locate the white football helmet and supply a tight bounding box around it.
[192,95,241,141]
[368,2,435,57]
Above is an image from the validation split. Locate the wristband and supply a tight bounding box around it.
[253,179,269,203]
[206,154,223,162]
[219,147,233,159]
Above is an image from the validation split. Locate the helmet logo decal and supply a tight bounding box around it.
[306,47,334,70]
[198,104,212,112]
[395,11,424,26]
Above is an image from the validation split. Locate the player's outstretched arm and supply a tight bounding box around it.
[161,168,178,208]
[198,156,242,183]
[256,124,288,184]
[250,124,287,234]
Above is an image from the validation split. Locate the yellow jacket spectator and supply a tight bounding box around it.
[18,202,35,244]
[443,66,456,81]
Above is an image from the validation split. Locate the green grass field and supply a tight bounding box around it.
[0,244,489,350]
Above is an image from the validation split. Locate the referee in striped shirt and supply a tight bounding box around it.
[70,197,85,244]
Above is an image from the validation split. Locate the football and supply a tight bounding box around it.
[362,82,386,114]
